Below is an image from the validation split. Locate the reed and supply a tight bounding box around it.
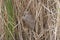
[4,0,15,40]
[0,0,60,40]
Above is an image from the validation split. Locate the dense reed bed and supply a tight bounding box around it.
[0,0,60,40]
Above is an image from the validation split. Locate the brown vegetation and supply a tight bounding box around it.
[0,0,60,40]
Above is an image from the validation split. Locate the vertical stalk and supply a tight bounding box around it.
[0,0,4,40]
[4,0,15,40]
[55,0,60,40]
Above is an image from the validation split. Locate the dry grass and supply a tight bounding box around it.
[0,0,60,40]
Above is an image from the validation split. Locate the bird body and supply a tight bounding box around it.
[22,12,35,30]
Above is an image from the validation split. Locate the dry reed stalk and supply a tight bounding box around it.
[0,0,60,40]
[54,0,60,40]
[0,0,4,40]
